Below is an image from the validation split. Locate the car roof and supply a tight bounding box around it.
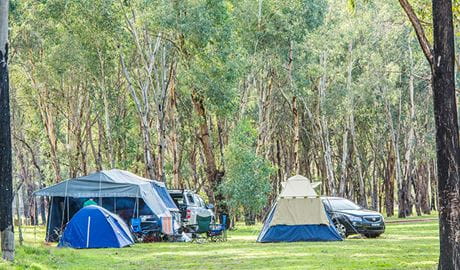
[320,196,348,200]
[168,189,194,194]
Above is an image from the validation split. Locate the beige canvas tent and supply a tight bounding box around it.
[257,175,342,242]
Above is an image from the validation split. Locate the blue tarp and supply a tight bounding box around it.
[258,224,343,242]
[151,182,178,211]
[58,205,134,249]
[257,203,342,243]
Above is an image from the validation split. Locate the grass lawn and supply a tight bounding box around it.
[0,217,439,270]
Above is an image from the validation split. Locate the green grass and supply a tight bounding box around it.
[0,220,439,270]
[384,212,438,222]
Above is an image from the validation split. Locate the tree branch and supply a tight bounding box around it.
[398,0,433,68]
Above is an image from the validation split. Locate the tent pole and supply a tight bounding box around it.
[98,173,102,205]
[132,198,137,220]
[46,196,54,242]
[86,216,91,248]
[67,196,69,223]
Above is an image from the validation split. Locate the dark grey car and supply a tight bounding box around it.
[322,197,385,238]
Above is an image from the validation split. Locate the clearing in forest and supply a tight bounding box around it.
[0,217,439,270]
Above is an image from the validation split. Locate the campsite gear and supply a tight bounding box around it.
[83,199,97,207]
[161,216,174,235]
[190,215,212,242]
[131,218,142,233]
[257,175,342,243]
[187,216,212,243]
[58,205,134,249]
[130,217,162,242]
[208,214,227,242]
[34,169,180,242]
[188,215,227,242]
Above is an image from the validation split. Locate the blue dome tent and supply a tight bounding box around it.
[59,205,134,248]
[257,175,342,243]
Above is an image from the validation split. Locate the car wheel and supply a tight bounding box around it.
[333,221,347,238]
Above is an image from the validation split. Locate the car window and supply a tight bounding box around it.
[170,194,185,206]
[187,194,195,205]
[197,196,205,208]
[193,195,202,207]
[328,199,361,210]
[322,200,332,212]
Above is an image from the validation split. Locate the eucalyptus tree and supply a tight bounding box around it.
[232,0,327,195]
[348,0,460,265]
[0,0,14,262]
[220,119,273,225]
[162,0,243,213]
[398,0,460,267]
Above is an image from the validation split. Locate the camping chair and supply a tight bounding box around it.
[207,214,227,242]
[188,215,227,243]
[130,218,162,242]
[131,218,142,233]
[188,215,212,243]
[130,218,143,242]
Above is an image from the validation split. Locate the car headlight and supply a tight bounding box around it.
[344,214,362,223]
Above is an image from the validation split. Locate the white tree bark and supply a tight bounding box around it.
[402,37,416,214]
[339,41,353,197]
[0,0,7,53]
[318,52,336,195]
[350,111,367,207]
[120,15,163,180]
[385,96,404,216]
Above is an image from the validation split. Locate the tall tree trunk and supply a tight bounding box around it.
[170,75,180,187]
[401,0,460,266]
[399,0,460,265]
[36,89,61,182]
[402,37,417,218]
[191,93,225,214]
[0,0,14,260]
[418,161,431,215]
[98,49,115,168]
[120,54,157,180]
[256,71,272,156]
[318,52,336,195]
[156,96,167,182]
[154,44,172,183]
[339,41,353,197]
[338,122,349,197]
[385,141,395,217]
[430,159,437,211]
[14,192,23,246]
[432,1,460,268]
[276,139,283,194]
[292,96,300,175]
[18,138,47,224]
[371,150,378,211]
[350,111,367,207]
[385,98,405,217]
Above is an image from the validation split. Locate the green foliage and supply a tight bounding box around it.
[220,120,273,217]
[8,0,437,221]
